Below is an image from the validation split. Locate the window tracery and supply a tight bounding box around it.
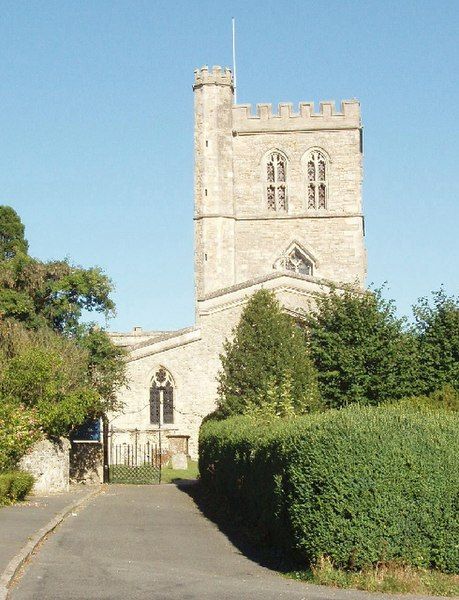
[275,245,314,276]
[266,152,287,211]
[150,368,174,425]
[307,150,328,209]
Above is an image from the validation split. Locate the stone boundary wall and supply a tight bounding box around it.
[19,438,70,494]
[70,442,104,485]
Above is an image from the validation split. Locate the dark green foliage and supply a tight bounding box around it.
[200,406,459,573]
[77,327,127,411]
[0,209,115,333]
[303,285,419,408]
[0,320,126,439]
[0,208,126,468]
[217,290,320,417]
[0,206,28,261]
[413,289,459,393]
[0,471,34,505]
[0,288,36,322]
[0,253,114,334]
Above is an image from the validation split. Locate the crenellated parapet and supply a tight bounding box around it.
[193,65,233,90]
[232,100,360,132]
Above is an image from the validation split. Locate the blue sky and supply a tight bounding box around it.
[1,0,458,331]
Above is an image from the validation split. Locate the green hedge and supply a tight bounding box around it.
[199,406,459,573]
[0,471,34,505]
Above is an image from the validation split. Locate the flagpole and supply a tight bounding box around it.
[232,17,237,103]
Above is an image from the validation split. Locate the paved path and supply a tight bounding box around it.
[9,485,445,600]
[0,487,91,575]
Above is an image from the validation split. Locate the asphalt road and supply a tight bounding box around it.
[9,485,442,600]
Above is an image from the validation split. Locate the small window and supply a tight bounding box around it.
[307,150,328,209]
[284,248,313,275]
[274,244,315,277]
[150,368,174,425]
[265,152,288,211]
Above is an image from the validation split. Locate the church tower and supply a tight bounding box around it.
[108,66,369,462]
[193,65,366,306]
[193,66,235,299]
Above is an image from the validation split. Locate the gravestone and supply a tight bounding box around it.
[171,452,188,470]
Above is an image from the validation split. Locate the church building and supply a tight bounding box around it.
[110,65,366,459]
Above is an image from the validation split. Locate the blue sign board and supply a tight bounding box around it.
[71,419,101,442]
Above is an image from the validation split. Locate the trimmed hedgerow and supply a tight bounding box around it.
[0,470,34,505]
[199,406,459,573]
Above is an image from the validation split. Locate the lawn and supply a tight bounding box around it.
[161,460,199,484]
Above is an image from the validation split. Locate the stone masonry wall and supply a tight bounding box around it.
[70,442,103,485]
[194,66,235,297]
[231,122,365,286]
[111,278,324,459]
[193,66,366,298]
[19,438,70,494]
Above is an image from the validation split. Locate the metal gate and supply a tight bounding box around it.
[108,440,161,484]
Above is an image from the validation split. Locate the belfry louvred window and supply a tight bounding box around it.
[266,152,287,211]
[149,368,174,425]
[307,150,327,209]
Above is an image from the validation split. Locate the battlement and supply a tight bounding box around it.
[193,65,233,89]
[232,100,360,132]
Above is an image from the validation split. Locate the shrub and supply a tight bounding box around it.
[413,289,459,394]
[217,290,321,417]
[0,402,40,471]
[396,385,459,412]
[0,470,34,505]
[303,285,420,408]
[199,405,459,573]
[8,470,34,501]
[0,322,113,439]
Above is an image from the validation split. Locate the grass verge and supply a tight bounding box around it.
[183,482,459,596]
[161,460,199,484]
[287,558,459,597]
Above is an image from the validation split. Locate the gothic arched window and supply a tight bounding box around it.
[150,368,174,425]
[307,150,328,209]
[265,152,288,211]
[274,244,315,276]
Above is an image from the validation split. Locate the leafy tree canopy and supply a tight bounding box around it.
[0,253,114,334]
[0,206,114,334]
[0,206,28,261]
[0,207,126,467]
[217,289,321,417]
[413,288,459,393]
[77,325,127,411]
[303,285,420,408]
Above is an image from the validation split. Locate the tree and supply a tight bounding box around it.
[0,206,115,333]
[217,289,321,417]
[77,326,126,411]
[413,288,459,393]
[0,206,28,261]
[0,254,115,334]
[303,285,419,408]
[0,207,126,468]
[0,321,96,437]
